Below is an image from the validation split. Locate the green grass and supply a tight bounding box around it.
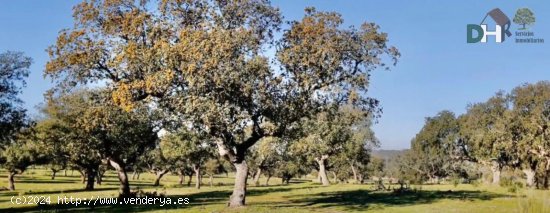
[0,169,549,212]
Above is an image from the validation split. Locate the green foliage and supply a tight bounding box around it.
[160,128,214,170]
[513,8,535,29]
[0,51,31,146]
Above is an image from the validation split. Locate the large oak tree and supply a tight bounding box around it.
[45,0,398,206]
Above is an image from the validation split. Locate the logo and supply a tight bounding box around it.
[467,8,511,43]
[467,8,543,44]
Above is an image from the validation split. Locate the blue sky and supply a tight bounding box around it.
[1,1,549,149]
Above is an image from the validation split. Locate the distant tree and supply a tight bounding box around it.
[204,158,225,187]
[141,147,171,187]
[409,111,460,183]
[161,129,213,189]
[0,128,40,190]
[45,0,399,206]
[513,8,535,30]
[40,90,158,196]
[249,137,280,186]
[276,141,309,185]
[34,116,69,180]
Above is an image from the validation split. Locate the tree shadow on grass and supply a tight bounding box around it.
[1,184,322,212]
[283,189,514,211]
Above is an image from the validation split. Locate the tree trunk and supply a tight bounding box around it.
[315,155,330,186]
[132,171,137,180]
[350,162,358,183]
[331,171,337,183]
[85,168,96,190]
[229,160,248,207]
[187,174,193,187]
[80,171,86,184]
[136,172,140,180]
[153,170,168,186]
[491,161,502,185]
[64,169,67,177]
[96,172,102,185]
[209,174,213,187]
[253,168,262,186]
[178,173,184,185]
[265,175,271,186]
[194,165,201,189]
[523,168,536,187]
[8,172,16,191]
[51,169,57,180]
[108,159,131,197]
[216,139,251,207]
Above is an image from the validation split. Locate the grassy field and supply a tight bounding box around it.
[0,169,549,212]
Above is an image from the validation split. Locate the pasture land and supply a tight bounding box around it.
[0,169,548,212]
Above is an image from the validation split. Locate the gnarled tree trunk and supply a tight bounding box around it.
[85,167,97,190]
[253,167,262,186]
[265,175,271,186]
[178,173,185,185]
[153,169,169,186]
[350,161,358,183]
[216,140,249,207]
[51,169,58,180]
[230,160,248,206]
[315,155,330,186]
[8,172,16,191]
[108,159,131,197]
[187,173,193,186]
[194,164,201,189]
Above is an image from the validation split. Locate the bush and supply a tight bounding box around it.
[500,176,523,193]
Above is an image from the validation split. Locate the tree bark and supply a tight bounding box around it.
[85,167,96,190]
[8,172,16,191]
[523,168,536,187]
[187,174,193,187]
[132,171,137,180]
[265,175,271,186]
[253,167,262,186]
[153,170,168,186]
[80,171,86,184]
[51,169,57,180]
[194,164,201,189]
[108,159,131,197]
[64,169,67,177]
[331,171,337,183]
[178,173,184,185]
[350,162,358,183]
[491,160,502,185]
[217,140,251,207]
[315,155,330,186]
[96,172,102,185]
[209,174,213,187]
[229,160,248,207]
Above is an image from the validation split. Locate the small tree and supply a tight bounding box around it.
[161,129,213,189]
[204,158,225,187]
[0,128,39,190]
[513,8,535,30]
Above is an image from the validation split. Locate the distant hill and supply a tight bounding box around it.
[372,149,407,161]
